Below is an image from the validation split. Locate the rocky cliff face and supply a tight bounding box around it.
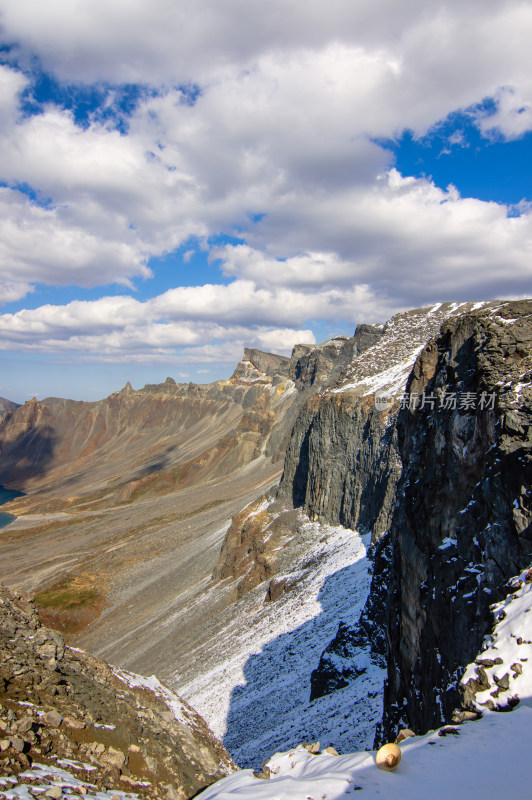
[379,299,532,739]
[212,304,503,613]
[0,583,235,798]
[305,300,531,743]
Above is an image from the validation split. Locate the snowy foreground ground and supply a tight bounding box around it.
[198,706,532,800]
[1,571,530,799]
[199,566,532,799]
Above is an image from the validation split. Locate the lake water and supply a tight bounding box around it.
[0,485,24,530]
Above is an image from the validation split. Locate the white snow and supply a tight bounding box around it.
[461,569,532,709]
[172,521,385,768]
[330,302,487,399]
[114,668,194,726]
[334,347,424,397]
[198,708,532,799]
[0,763,141,799]
[438,537,457,550]
[195,563,532,799]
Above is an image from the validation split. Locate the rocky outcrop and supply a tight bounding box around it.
[0,583,235,798]
[231,348,291,382]
[378,300,532,740]
[288,326,383,390]
[289,337,350,388]
[212,495,303,600]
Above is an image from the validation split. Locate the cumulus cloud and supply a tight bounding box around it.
[215,172,532,303]
[0,2,532,371]
[0,187,151,301]
[0,287,317,360]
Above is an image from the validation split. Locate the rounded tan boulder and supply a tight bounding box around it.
[376,742,402,771]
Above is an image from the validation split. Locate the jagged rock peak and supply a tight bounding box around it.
[290,335,349,361]
[289,336,356,389]
[0,583,236,798]
[231,348,291,382]
[121,380,134,394]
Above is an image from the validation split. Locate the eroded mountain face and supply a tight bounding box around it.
[216,302,494,601]
[0,363,294,508]
[0,338,375,670]
[209,301,530,757]
[0,583,235,799]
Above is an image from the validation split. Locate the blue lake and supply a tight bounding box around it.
[0,485,24,530]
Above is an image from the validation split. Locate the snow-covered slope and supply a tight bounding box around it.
[172,518,385,769]
[461,568,532,710]
[198,569,532,799]
[329,301,490,397]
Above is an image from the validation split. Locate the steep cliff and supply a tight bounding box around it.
[379,299,532,739]
[306,300,531,743]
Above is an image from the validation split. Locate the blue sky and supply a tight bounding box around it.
[0,0,531,403]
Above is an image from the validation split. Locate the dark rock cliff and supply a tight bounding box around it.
[277,393,401,540]
[379,300,532,739]
[307,300,531,742]
[277,304,484,542]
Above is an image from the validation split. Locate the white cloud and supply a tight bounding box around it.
[0,287,317,360]
[215,172,532,305]
[0,187,150,300]
[477,86,532,140]
[0,1,532,369]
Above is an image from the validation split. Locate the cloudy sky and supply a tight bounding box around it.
[1,0,531,402]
